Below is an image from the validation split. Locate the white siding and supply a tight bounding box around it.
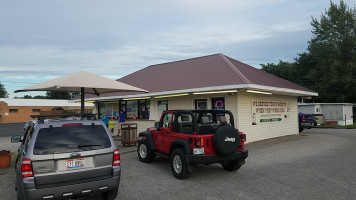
[237,93,298,143]
[344,105,353,125]
[322,105,343,120]
[298,105,315,114]
[168,95,194,110]
[114,120,155,136]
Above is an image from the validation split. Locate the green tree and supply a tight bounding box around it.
[46,91,80,99]
[306,0,356,102]
[0,82,9,98]
[261,60,297,84]
[261,0,356,103]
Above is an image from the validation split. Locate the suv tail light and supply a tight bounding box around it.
[62,123,83,127]
[240,133,246,142]
[113,149,120,166]
[302,116,305,122]
[21,159,33,177]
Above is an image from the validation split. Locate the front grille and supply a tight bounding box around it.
[35,175,112,189]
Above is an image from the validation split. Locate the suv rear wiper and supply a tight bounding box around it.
[78,144,102,148]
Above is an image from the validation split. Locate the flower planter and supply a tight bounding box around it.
[0,155,11,168]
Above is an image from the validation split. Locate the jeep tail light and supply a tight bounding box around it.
[302,115,305,122]
[240,133,246,142]
[113,149,120,166]
[21,159,33,177]
[195,138,202,147]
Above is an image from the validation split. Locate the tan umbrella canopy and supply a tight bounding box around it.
[15,70,148,114]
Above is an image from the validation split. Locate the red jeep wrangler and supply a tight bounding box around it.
[137,110,248,179]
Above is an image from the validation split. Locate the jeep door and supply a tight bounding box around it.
[155,112,173,153]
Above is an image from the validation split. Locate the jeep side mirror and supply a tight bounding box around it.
[11,135,22,143]
[154,122,160,130]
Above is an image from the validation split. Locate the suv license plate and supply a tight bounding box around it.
[66,158,85,169]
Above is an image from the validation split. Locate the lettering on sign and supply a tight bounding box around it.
[252,100,289,125]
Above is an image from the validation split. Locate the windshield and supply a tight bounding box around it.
[33,125,111,155]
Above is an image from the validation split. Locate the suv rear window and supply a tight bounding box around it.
[33,125,111,155]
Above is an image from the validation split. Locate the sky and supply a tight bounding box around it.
[0,0,355,98]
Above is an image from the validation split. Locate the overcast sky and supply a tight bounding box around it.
[0,0,354,98]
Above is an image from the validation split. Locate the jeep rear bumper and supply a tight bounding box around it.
[186,150,248,165]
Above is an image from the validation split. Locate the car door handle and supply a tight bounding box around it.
[167,131,171,134]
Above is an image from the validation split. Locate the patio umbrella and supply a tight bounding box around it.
[15,70,148,114]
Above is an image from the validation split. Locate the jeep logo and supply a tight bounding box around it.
[224,137,235,142]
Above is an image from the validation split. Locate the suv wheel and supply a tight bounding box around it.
[221,161,242,171]
[171,149,191,179]
[102,187,118,200]
[137,141,154,163]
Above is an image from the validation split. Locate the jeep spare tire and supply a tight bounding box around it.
[213,126,240,156]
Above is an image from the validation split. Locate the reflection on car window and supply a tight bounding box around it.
[162,113,172,128]
[33,125,111,155]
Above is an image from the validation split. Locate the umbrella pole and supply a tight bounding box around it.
[81,87,84,115]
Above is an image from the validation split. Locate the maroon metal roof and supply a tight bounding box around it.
[87,53,314,98]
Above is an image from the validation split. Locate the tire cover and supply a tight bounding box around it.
[213,126,240,156]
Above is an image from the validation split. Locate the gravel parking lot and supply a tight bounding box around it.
[1,125,355,200]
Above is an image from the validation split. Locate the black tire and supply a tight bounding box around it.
[213,126,240,156]
[221,161,242,171]
[102,187,118,200]
[170,149,191,179]
[137,141,154,163]
[299,127,304,133]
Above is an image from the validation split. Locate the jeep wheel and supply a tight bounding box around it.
[221,161,242,171]
[171,149,191,179]
[137,141,154,163]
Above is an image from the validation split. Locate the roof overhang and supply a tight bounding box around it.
[71,84,318,102]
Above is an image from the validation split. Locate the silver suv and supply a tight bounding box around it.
[11,115,121,200]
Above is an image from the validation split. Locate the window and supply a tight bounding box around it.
[211,97,225,110]
[99,100,150,120]
[9,109,18,113]
[162,113,172,128]
[119,100,126,113]
[158,101,168,118]
[126,100,138,119]
[195,99,207,110]
[32,109,41,113]
[33,125,111,155]
[138,99,150,119]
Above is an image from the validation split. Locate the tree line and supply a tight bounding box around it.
[0,82,78,100]
[261,0,356,103]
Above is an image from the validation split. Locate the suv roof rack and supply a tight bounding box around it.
[31,114,97,123]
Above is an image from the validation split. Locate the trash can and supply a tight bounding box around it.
[121,123,137,146]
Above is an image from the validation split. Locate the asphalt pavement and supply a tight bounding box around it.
[117,128,356,200]
[1,124,355,200]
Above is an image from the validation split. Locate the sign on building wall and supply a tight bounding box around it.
[252,100,290,125]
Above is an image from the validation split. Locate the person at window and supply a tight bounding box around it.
[118,110,126,122]
[101,112,109,127]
